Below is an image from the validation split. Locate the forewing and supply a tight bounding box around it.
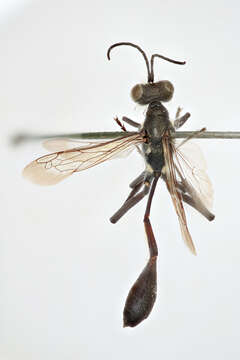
[43,137,136,159]
[174,140,214,211]
[23,134,143,186]
[162,135,196,255]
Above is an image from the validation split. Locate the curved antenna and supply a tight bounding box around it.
[150,54,186,83]
[107,42,152,83]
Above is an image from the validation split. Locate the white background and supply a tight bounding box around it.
[1,0,240,359]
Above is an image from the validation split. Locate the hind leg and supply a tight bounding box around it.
[110,173,153,223]
[110,182,150,224]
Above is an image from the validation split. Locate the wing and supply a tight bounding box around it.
[174,140,214,213]
[43,137,136,159]
[23,133,144,186]
[162,135,197,255]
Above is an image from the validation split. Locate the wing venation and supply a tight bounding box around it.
[23,134,143,185]
[163,135,197,255]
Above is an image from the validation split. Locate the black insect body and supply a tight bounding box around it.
[23,42,214,327]
[143,102,172,171]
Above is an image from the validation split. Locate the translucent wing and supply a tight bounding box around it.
[23,133,143,186]
[162,135,197,255]
[174,140,214,212]
[43,137,135,159]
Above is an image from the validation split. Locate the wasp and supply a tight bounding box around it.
[23,42,214,327]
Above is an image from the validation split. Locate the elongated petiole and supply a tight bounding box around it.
[123,175,159,327]
[11,130,240,146]
[144,174,160,258]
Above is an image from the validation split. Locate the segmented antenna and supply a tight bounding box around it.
[107,42,186,83]
[150,54,185,83]
[107,42,151,82]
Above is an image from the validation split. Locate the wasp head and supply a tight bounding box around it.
[131,81,174,105]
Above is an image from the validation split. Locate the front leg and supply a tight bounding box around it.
[122,116,141,128]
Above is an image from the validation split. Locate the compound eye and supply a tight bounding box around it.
[131,84,143,103]
[131,80,174,105]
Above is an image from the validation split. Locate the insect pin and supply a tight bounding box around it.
[23,42,215,327]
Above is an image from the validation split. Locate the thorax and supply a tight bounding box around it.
[142,101,174,173]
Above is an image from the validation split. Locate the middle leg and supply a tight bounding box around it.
[174,106,191,129]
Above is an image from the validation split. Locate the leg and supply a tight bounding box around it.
[174,111,191,129]
[161,174,214,221]
[129,171,146,189]
[123,172,147,203]
[115,116,143,157]
[122,116,140,128]
[114,117,127,131]
[180,192,215,221]
[175,106,182,119]
[125,181,144,202]
[110,183,150,224]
